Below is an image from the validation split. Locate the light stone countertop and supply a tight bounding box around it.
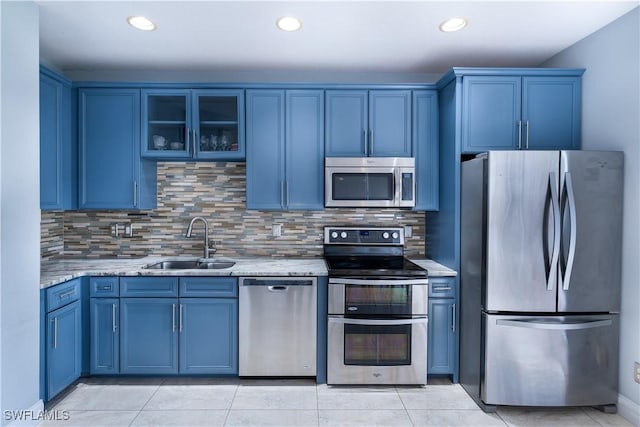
[409,258,458,277]
[41,256,456,288]
[40,256,329,289]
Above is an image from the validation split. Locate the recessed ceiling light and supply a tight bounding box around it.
[276,16,302,32]
[439,17,467,32]
[127,16,156,31]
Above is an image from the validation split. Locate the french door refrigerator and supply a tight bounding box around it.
[460,150,623,412]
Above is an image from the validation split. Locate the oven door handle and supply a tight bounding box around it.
[328,316,427,326]
[329,278,429,286]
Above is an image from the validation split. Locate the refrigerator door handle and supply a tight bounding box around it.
[496,318,612,330]
[562,172,578,290]
[547,172,561,291]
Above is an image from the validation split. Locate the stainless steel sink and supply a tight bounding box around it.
[144,260,235,270]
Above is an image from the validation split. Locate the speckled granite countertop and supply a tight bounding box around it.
[41,256,456,288]
[409,259,457,277]
[41,256,329,288]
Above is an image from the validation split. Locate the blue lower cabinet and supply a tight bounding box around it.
[90,298,119,374]
[427,277,458,380]
[47,300,82,399]
[120,298,179,374]
[179,299,238,374]
[428,298,456,376]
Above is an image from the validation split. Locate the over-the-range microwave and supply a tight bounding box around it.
[324,157,415,208]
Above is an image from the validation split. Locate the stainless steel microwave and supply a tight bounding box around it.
[325,157,415,208]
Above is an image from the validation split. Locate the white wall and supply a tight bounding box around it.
[544,7,640,425]
[0,2,41,425]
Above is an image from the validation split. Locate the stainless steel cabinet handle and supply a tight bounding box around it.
[179,304,183,333]
[525,120,530,149]
[548,172,560,291]
[58,290,75,299]
[363,129,367,155]
[172,304,176,333]
[563,172,577,290]
[185,127,190,152]
[281,180,286,207]
[451,303,456,333]
[192,129,197,153]
[285,180,289,208]
[112,304,117,333]
[518,120,522,149]
[53,318,58,349]
[369,129,374,155]
[432,286,451,292]
[99,284,112,291]
[133,180,138,207]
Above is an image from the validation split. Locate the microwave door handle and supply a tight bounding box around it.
[394,169,400,207]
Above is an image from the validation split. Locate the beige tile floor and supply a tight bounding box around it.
[40,377,634,427]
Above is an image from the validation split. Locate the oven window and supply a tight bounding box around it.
[332,173,393,201]
[344,323,411,366]
[345,285,411,316]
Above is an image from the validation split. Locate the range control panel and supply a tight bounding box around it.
[324,227,404,245]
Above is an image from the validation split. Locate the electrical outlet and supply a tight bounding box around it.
[272,224,282,237]
[635,361,640,384]
[404,226,413,238]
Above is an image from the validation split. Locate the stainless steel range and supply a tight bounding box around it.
[324,226,428,385]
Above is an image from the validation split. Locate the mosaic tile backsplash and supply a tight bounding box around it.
[41,162,425,259]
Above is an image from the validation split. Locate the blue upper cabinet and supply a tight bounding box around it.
[40,68,76,210]
[246,89,324,210]
[412,90,439,211]
[461,76,522,152]
[522,77,581,150]
[325,90,367,157]
[285,90,325,210]
[78,88,156,210]
[460,72,582,153]
[369,91,412,157]
[141,89,245,161]
[326,90,411,157]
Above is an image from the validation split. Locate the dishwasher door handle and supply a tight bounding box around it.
[268,286,288,292]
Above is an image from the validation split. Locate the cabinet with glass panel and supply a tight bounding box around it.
[141,89,245,160]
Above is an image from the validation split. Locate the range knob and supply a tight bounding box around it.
[331,231,338,239]
[382,232,390,239]
[340,231,348,239]
[392,232,399,239]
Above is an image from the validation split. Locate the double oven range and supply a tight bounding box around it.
[324,226,429,385]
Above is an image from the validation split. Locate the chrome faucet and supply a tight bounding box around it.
[186,216,216,259]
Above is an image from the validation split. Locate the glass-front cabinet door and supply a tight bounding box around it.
[192,89,245,160]
[142,89,245,160]
[142,89,191,158]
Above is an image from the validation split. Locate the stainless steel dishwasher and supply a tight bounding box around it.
[239,277,317,376]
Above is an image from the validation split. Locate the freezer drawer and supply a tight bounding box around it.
[482,313,619,407]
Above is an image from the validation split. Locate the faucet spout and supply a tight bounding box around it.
[186,216,215,259]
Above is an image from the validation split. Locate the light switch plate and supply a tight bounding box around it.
[404,226,413,238]
[272,224,282,237]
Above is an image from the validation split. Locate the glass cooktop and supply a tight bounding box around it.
[324,256,427,277]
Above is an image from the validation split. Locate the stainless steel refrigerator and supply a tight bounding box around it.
[460,151,623,412]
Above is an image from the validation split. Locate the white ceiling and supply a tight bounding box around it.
[38,1,639,79]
